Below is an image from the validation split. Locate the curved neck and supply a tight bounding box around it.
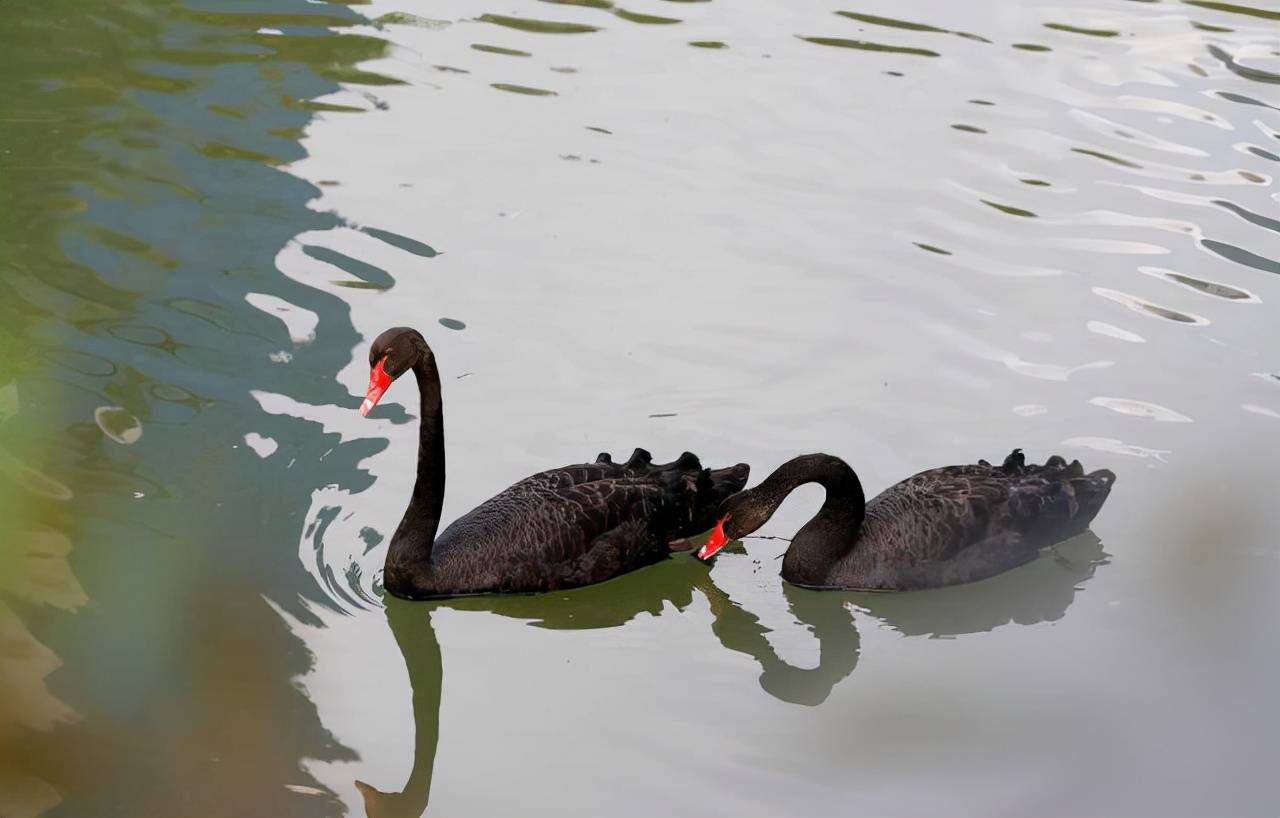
[755,454,865,586]
[386,357,446,578]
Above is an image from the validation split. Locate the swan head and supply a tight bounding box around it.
[695,489,770,561]
[361,327,431,416]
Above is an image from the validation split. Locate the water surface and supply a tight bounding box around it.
[2,0,1278,816]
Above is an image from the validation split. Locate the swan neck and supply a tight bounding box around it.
[760,455,864,586]
[387,357,446,579]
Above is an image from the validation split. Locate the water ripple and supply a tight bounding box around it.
[1241,403,1280,419]
[1089,396,1193,422]
[1213,199,1280,235]
[929,324,1113,382]
[1200,239,1280,275]
[479,13,600,33]
[1063,435,1171,461]
[798,36,939,57]
[1183,1,1280,23]
[1093,287,1210,325]
[1139,265,1259,301]
[834,10,989,42]
[1087,320,1147,343]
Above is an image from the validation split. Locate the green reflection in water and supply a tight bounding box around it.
[360,226,440,258]
[1072,147,1143,168]
[798,36,940,57]
[836,10,949,33]
[541,0,615,7]
[471,43,534,57]
[479,13,601,34]
[1044,22,1121,37]
[1182,0,1280,21]
[372,12,453,30]
[915,243,953,255]
[357,556,864,816]
[303,245,397,289]
[354,533,1104,814]
[1208,44,1280,85]
[492,82,560,96]
[614,9,682,24]
[0,0,410,814]
[981,199,1039,218]
[1150,269,1255,301]
[835,10,991,42]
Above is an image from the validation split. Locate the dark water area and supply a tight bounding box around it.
[0,1,384,815]
[1,0,1278,816]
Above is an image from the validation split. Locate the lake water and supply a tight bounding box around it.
[2,0,1278,816]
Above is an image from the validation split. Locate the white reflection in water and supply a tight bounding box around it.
[929,323,1113,381]
[244,432,279,458]
[93,406,142,445]
[245,292,319,344]
[1241,403,1280,420]
[1089,396,1193,423]
[1086,320,1145,343]
[1063,436,1171,462]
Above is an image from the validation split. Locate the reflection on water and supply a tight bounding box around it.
[703,574,863,707]
[0,0,401,814]
[0,516,84,818]
[849,533,1107,637]
[355,603,442,818]
[351,534,1104,815]
[2,0,1279,814]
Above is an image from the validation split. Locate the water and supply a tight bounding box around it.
[2,0,1278,815]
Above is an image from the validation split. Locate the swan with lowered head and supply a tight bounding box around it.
[697,449,1113,591]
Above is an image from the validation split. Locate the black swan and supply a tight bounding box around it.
[696,450,1114,591]
[360,326,749,599]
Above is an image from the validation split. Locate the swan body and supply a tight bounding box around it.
[362,327,748,599]
[699,450,1114,591]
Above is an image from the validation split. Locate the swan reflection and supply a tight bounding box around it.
[357,531,1106,816]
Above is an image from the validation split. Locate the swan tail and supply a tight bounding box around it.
[1006,454,1116,539]
[1000,448,1026,473]
[647,451,703,473]
[674,451,702,471]
[601,449,748,538]
[707,462,751,502]
[1068,468,1116,528]
[624,448,653,470]
[679,461,750,537]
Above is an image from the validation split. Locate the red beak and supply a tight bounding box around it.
[360,358,393,417]
[696,515,731,561]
